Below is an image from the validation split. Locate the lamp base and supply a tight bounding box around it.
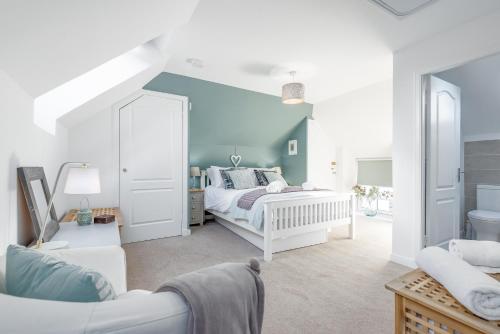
[31,240,69,250]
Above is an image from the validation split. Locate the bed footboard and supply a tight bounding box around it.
[263,193,356,262]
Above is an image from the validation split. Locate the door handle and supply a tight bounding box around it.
[457,168,464,182]
[122,168,128,173]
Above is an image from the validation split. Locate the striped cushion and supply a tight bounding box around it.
[220,170,234,189]
[254,170,269,186]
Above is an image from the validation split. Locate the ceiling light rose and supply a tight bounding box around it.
[282,71,305,105]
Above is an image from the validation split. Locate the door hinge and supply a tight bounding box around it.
[423,234,429,247]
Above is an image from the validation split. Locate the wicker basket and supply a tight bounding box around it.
[386,269,500,334]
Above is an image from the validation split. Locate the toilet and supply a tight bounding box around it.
[467,184,500,241]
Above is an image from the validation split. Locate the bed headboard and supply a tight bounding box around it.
[200,167,282,190]
[201,170,210,189]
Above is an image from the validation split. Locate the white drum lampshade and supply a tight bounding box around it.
[64,167,101,194]
[282,82,305,105]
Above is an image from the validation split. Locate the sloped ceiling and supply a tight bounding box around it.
[0,0,198,98]
[0,0,199,133]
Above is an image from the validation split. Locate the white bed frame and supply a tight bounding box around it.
[201,170,356,262]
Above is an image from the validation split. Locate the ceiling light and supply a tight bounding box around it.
[282,71,305,105]
[186,58,204,68]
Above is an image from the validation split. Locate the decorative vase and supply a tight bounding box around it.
[76,208,93,226]
[364,207,378,217]
[364,200,378,217]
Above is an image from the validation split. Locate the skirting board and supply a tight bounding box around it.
[390,253,417,268]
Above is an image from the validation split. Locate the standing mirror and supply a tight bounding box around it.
[17,167,60,242]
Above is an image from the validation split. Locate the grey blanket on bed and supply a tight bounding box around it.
[237,186,304,210]
[155,259,265,334]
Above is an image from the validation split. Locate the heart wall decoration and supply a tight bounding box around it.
[230,154,242,167]
[230,145,242,167]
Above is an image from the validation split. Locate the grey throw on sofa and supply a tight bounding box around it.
[155,259,264,334]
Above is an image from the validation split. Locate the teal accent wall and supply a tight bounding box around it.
[144,72,312,184]
[281,118,308,186]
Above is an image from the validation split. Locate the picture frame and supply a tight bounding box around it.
[17,167,60,242]
[288,139,298,155]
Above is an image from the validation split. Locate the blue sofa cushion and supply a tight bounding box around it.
[5,245,116,302]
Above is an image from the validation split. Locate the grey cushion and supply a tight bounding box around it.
[226,169,259,189]
[263,171,288,186]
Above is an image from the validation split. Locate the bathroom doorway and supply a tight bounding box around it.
[424,52,500,246]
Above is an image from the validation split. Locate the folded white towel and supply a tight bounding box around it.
[266,181,285,193]
[449,239,500,273]
[302,182,314,191]
[416,247,500,320]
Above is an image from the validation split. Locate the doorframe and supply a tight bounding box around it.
[111,89,190,237]
[418,54,500,252]
[421,75,463,248]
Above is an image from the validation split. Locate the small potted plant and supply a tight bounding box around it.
[364,186,380,217]
[380,190,393,210]
[352,184,366,210]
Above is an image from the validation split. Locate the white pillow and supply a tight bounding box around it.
[208,166,230,188]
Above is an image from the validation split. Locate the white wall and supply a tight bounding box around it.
[66,107,117,211]
[392,11,500,267]
[0,70,69,251]
[306,119,336,189]
[312,80,393,192]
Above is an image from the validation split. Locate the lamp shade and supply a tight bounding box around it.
[282,82,305,104]
[64,167,101,194]
[190,166,201,177]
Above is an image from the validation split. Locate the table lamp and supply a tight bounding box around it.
[64,166,101,226]
[35,162,100,249]
[190,166,201,188]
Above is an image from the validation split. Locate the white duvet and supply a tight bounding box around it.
[204,185,336,230]
[204,186,259,213]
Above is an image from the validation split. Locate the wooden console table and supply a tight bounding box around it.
[53,207,124,248]
[62,207,124,230]
[386,269,500,334]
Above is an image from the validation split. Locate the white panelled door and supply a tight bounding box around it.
[119,92,185,243]
[425,75,461,248]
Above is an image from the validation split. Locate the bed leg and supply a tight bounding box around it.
[264,204,273,262]
[264,247,272,262]
[349,194,356,239]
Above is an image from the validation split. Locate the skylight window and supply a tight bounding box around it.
[33,42,163,134]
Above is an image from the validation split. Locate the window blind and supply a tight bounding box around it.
[357,159,392,187]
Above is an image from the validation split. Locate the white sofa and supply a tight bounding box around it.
[0,246,189,334]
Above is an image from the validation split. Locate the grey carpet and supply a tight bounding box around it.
[124,215,410,334]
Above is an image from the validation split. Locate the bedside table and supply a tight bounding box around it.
[189,189,205,226]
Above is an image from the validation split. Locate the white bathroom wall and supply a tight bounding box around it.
[392,11,500,267]
[0,70,69,251]
[437,53,500,142]
[312,80,393,192]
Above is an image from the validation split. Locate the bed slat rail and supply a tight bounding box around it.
[263,193,355,261]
